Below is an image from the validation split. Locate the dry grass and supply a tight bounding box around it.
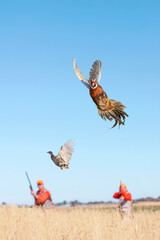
[0,205,160,240]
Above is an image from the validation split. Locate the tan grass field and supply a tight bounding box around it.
[0,205,160,240]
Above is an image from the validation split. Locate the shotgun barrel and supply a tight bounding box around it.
[25,172,33,190]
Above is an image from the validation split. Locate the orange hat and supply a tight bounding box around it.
[120,183,126,188]
[37,180,44,185]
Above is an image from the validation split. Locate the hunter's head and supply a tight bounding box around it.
[119,183,127,191]
[37,180,44,190]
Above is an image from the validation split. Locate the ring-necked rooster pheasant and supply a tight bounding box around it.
[73,58,128,128]
[47,140,74,170]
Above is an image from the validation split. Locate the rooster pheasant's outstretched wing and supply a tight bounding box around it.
[73,58,90,89]
[89,60,102,85]
[57,140,74,164]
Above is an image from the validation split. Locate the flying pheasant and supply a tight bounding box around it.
[47,140,74,170]
[73,58,128,128]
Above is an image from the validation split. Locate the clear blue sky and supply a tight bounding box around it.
[0,0,160,205]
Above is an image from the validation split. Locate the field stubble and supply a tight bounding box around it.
[0,205,160,240]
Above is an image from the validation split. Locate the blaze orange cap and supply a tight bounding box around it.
[37,180,44,185]
[120,183,126,188]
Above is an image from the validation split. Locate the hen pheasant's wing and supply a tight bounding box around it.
[89,60,102,85]
[73,58,90,89]
[57,140,74,164]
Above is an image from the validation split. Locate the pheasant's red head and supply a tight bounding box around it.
[90,79,97,89]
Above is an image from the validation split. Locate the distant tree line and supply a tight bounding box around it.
[55,196,160,206]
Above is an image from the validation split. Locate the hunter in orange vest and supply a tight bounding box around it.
[113,183,132,218]
[31,180,54,208]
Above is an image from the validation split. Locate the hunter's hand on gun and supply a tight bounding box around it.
[30,189,37,199]
[118,192,121,197]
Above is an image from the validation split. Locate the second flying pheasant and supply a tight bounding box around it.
[47,140,74,170]
[73,58,128,128]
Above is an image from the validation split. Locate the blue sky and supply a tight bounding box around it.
[0,0,160,205]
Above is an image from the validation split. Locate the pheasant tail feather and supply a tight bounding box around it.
[98,99,128,128]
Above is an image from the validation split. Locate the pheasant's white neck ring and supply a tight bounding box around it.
[90,79,98,89]
[90,84,98,89]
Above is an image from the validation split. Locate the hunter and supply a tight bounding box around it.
[113,183,132,218]
[31,180,54,208]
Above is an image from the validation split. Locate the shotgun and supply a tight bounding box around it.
[25,172,33,190]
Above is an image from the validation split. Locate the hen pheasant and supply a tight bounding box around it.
[47,140,74,170]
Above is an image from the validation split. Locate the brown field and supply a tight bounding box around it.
[0,204,160,240]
